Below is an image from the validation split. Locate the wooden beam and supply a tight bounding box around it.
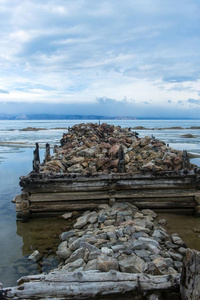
[2,271,180,299]
[180,249,200,299]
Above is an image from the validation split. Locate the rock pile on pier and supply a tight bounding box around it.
[55,202,186,275]
[40,123,189,174]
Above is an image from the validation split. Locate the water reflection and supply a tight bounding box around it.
[16,217,67,256]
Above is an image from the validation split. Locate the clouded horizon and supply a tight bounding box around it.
[0,1,200,118]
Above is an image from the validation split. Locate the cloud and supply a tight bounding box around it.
[177,100,184,105]
[0,89,9,94]
[187,98,200,105]
[0,0,200,117]
[162,76,197,83]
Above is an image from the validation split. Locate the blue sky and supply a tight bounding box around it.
[0,0,200,117]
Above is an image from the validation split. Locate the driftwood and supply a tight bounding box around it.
[180,249,200,299]
[1,270,181,299]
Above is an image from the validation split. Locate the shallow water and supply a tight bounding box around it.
[0,119,200,287]
[158,213,200,251]
[0,147,70,287]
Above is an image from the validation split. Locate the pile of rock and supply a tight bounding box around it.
[55,203,186,276]
[40,123,188,174]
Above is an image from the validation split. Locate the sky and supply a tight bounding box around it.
[0,0,200,118]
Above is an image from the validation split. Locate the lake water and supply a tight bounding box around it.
[0,119,200,287]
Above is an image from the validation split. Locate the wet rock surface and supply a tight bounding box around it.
[39,123,191,174]
[55,203,187,275]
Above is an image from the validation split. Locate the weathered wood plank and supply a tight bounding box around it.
[180,249,200,300]
[24,180,196,193]
[28,197,195,212]
[131,201,195,208]
[2,271,181,299]
[29,189,197,202]
[29,202,106,212]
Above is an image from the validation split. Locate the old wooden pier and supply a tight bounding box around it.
[13,143,200,220]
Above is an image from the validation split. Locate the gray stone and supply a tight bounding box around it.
[131,240,148,251]
[74,214,91,229]
[171,233,185,246]
[134,249,151,259]
[143,261,163,276]
[134,225,150,233]
[95,232,107,240]
[119,254,145,273]
[84,236,97,244]
[147,292,162,300]
[27,263,38,271]
[165,240,178,249]
[158,219,167,226]
[17,266,28,274]
[97,255,119,272]
[98,204,111,211]
[179,247,187,255]
[65,248,85,264]
[84,259,97,271]
[56,242,72,260]
[89,212,98,224]
[152,257,168,272]
[111,245,126,252]
[167,267,178,274]
[168,250,183,261]
[132,232,147,239]
[150,254,160,261]
[141,209,157,219]
[134,212,144,219]
[88,250,101,260]
[80,241,100,252]
[61,212,73,220]
[60,230,75,241]
[148,244,160,255]
[62,258,85,272]
[123,225,135,235]
[124,215,133,221]
[98,213,107,223]
[138,237,159,248]
[164,258,174,268]
[174,260,183,269]
[101,247,113,256]
[115,228,124,238]
[104,219,115,226]
[107,231,117,240]
[159,250,170,258]
[28,250,42,262]
[69,238,82,251]
[152,230,168,240]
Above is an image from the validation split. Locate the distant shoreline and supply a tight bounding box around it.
[0,114,200,121]
[5,125,200,132]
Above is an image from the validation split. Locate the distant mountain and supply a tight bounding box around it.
[0,114,198,120]
[0,114,137,120]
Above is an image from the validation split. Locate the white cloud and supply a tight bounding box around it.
[0,0,200,117]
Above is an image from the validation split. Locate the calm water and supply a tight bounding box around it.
[0,119,200,287]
